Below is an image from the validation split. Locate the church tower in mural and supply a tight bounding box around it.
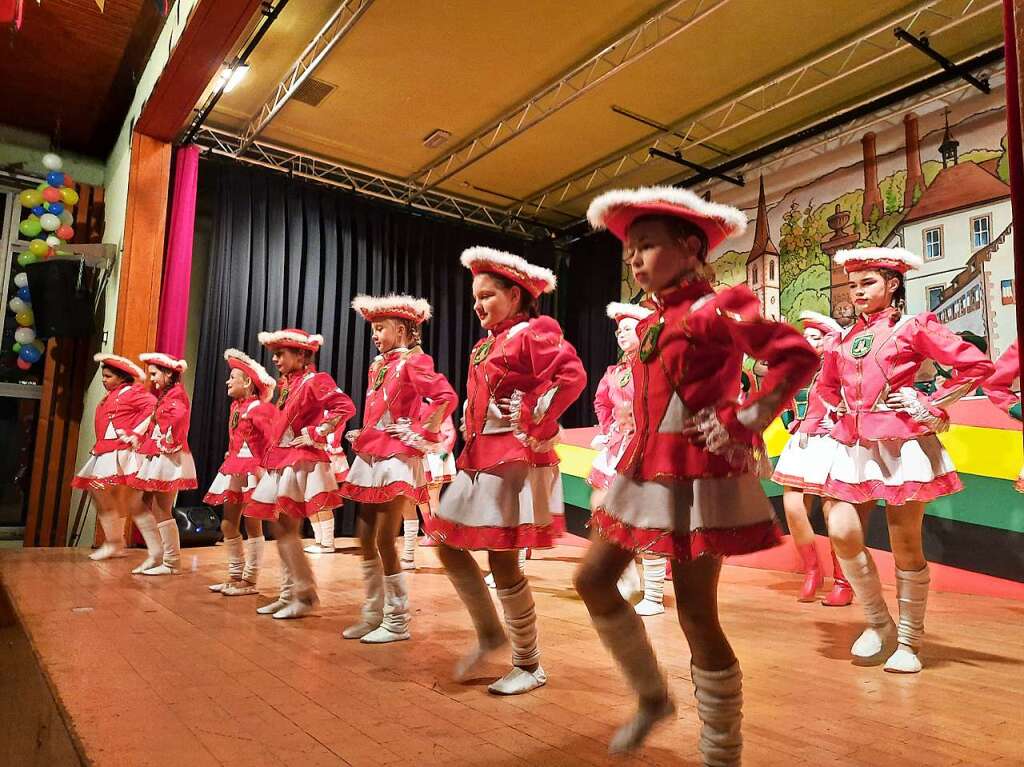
[746,176,781,320]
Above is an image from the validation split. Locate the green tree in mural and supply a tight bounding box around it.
[997,133,1010,183]
[779,201,829,288]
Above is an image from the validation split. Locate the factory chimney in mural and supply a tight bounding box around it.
[904,113,925,208]
[861,132,883,223]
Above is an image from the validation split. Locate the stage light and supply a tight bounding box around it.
[218,64,250,94]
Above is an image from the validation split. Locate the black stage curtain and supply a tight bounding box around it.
[182,159,619,528]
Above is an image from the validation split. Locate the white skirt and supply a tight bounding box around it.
[128,451,198,492]
[203,471,258,506]
[424,452,457,484]
[72,449,141,490]
[771,434,840,492]
[329,453,350,480]
[338,454,428,505]
[822,436,962,505]
[426,462,565,550]
[244,460,340,519]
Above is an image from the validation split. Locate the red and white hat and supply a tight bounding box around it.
[257,328,324,352]
[95,353,144,382]
[224,348,276,402]
[460,246,556,298]
[606,301,653,323]
[835,247,922,275]
[139,352,188,374]
[351,294,432,324]
[586,185,747,252]
[798,310,842,336]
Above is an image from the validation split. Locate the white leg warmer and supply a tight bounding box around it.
[692,663,743,767]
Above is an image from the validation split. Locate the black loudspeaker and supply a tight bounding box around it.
[172,506,222,546]
[23,259,96,338]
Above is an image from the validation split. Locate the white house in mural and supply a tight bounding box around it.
[746,177,781,321]
[882,120,1015,359]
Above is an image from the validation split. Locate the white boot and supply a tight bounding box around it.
[692,663,743,767]
[89,512,126,560]
[616,559,643,602]
[489,578,545,695]
[256,561,293,614]
[591,607,675,753]
[446,569,508,682]
[223,536,264,596]
[884,565,930,674]
[143,519,182,575]
[400,519,418,570]
[272,533,319,619]
[210,535,244,592]
[635,557,666,616]
[837,551,895,658]
[343,558,385,639]
[131,511,163,574]
[361,572,411,643]
[319,515,336,552]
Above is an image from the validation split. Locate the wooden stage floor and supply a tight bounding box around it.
[1,542,1022,767]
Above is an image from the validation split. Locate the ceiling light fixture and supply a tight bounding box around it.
[218,64,251,94]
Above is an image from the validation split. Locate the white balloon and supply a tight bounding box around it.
[59,210,73,226]
[9,297,26,314]
[39,213,60,232]
[13,272,28,288]
[46,235,61,248]
[14,327,35,344]
[42,153,63,171]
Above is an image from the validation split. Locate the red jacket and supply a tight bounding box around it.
[217,396,278,475]
[458,315,587,471]
[90,383,156,455]
[985,340,1020,415]
[593,359,636,455]
[138,383,192,456]
[352,347,457,459]
[809,308,995,444]
[262,367,355,469]
[619,281,817,480]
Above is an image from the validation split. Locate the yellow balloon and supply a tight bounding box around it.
[19,189,43,208]
[59,187,79,206]
[15,310,34,327]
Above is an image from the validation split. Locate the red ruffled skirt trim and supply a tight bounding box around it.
[822,472,962,505]
[770,471,824,493]
[71,475,133,491]
[202,490,251,506]
[337,480,427,505]
[424,513,566,551]
[125,476,199,493]
[243,490,342,520]
[589,507,782,561]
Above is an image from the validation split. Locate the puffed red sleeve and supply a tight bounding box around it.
[713,286,818,440]
[405,352,458,438]
[301,373,356,446]
[156,390,191,452]
[515,317,588,443]
[593,367,615,433]
[912,314,995,413]
[984,339,1020,415]
[115,385,156,444]
[247,402,280,463]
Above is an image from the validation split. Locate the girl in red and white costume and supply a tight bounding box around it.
[339,295,457,644]
[984,340,1022,492]
[589,302,662,613]
[402,413,457,569]
[426,247,587,696]
[73,354,155,561]
[575,186,818,761]
[814,247,994,673]
[127,353,198,576]
[204,349,277,596]
[305,426,349,555]
[245,329,355,619]
[771,311,854,606]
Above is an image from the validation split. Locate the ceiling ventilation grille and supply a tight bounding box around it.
[292,78,336,107]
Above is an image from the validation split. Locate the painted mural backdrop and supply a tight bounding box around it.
[622,87,1017,362]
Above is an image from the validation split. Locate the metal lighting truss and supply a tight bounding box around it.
[195,127,553,238]
[505,0,1000,223]
[405,0,731,196]
[237,0,375,152]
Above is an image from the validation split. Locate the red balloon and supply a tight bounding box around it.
[62,175,74,188]
[16,358,31,370]
[45,247,55,259]
[56,225,74,241]
[42,186,61,203]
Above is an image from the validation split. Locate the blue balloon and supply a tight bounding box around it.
[32,205,45,216]
[47,202,64,215]
[19,345,42,364]
[46,171,64,187]
[17,287,30,301]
